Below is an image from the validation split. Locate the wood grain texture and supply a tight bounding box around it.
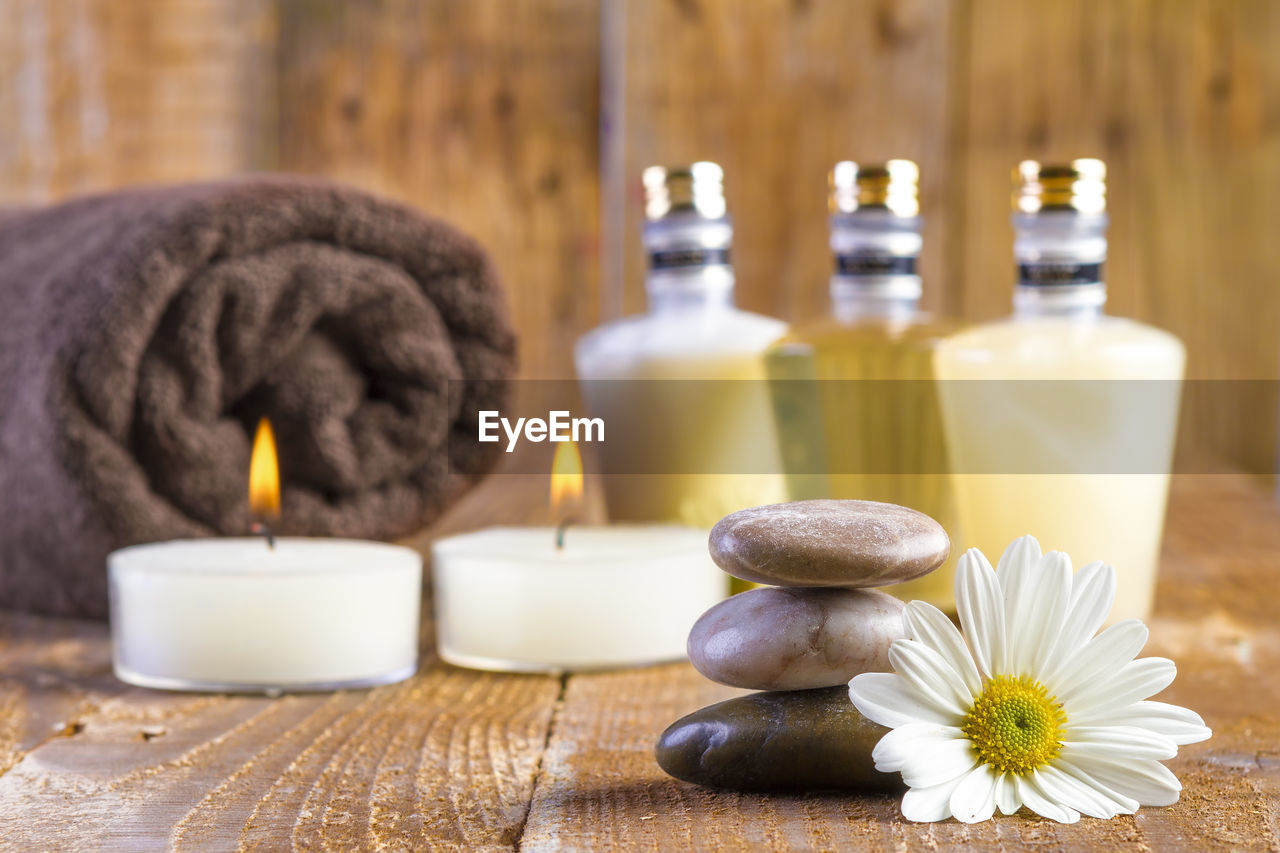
[0,611,124,778]
[0,640,562,851]
[276,0,601,382]
[0,0,274,201]
[610,0,961,324]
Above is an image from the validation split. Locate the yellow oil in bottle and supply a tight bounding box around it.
[935,315,1183,622]
[583,348,788,531]
[764,160,961,610]
[768,315,961,611]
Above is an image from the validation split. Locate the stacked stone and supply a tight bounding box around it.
[655,499,950,793]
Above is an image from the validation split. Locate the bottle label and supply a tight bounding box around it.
[1017,261,1104,286]
[834,254,917,277]
[649,248,731,270]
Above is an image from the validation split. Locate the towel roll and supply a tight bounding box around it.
[0,177,517,618]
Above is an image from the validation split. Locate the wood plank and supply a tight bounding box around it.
[520,473,1280,851]
[0,0,274,201]
[0,661,561,851]
[611,0,961,324]
[957,0,1280,477]
[0,612,125,777]
[275,0,602,382]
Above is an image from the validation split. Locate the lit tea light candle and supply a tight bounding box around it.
[431,442,726,672]
[108,419,422,693]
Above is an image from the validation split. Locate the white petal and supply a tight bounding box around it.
[1035,763,1131,819]
[1055,760,1141,815]
[1062,657,1177,716]
[903,600,983,696]
[901,775,967,822]
[900,738,978,788]
[1070,755,1182,807]
[889,640,971,716]
[850,672,959,728]
[1021,770,1082,823]
[995,772,1021,815]
[956,548,1005,678]
[1045,560,1116,673]
[949,763,999,824]
[1049,619,1148,701]
[995,535,1041,586]
[1072,700,1212,745]
[997,542,1039,676]
[1061,725,1178,761]
[1006,550,1072,676]
[871,722,963,772]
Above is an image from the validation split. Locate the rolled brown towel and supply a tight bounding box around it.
[0,176,517,618]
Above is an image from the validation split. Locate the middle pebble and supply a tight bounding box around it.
[688,587,905,691]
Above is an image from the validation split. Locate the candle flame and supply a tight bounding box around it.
[550,440,583,515]
[249,417,281,520]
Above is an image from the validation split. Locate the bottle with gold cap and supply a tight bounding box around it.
[764,160,961,611]
[575,163,787,551]
[934,159,1184,622]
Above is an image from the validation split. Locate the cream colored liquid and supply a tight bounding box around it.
[934,315,1184,622]
[587,352,788,529]
[577,310,788,535]
[767,315,961,611]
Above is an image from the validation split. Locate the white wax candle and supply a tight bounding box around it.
[431,525,725,672]
[108,539,422,693]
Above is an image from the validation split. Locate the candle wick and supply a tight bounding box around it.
[555,518,574,550]
[251,521,277,551]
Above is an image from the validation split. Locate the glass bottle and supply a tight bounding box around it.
[575,163,788,542]
[765,161,960,611]
[934,159,1184,622]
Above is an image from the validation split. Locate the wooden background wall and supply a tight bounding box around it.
[2,0,1278,477]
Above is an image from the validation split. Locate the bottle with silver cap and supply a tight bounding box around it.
[935,159,1185,622]
[764,160,960,611]
[575,163,787,546]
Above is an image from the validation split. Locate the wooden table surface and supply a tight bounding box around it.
[0,472,1276,852]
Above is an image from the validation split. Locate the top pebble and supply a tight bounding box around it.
[709,499,950,588]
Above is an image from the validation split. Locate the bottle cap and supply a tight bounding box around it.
[829,160,919,217]
[643,162,726,220]
[1014,159,1106,214]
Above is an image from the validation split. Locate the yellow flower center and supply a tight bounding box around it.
[961,674,1066,775]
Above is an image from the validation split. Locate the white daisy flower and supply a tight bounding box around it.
[849,535,1211,824]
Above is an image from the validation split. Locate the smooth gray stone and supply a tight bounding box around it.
[688,587,905,690]
[709,499,949,588]
[655,687,901,793]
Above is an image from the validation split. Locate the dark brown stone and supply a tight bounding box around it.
[709,500,949,588]
[655,686,902,793]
